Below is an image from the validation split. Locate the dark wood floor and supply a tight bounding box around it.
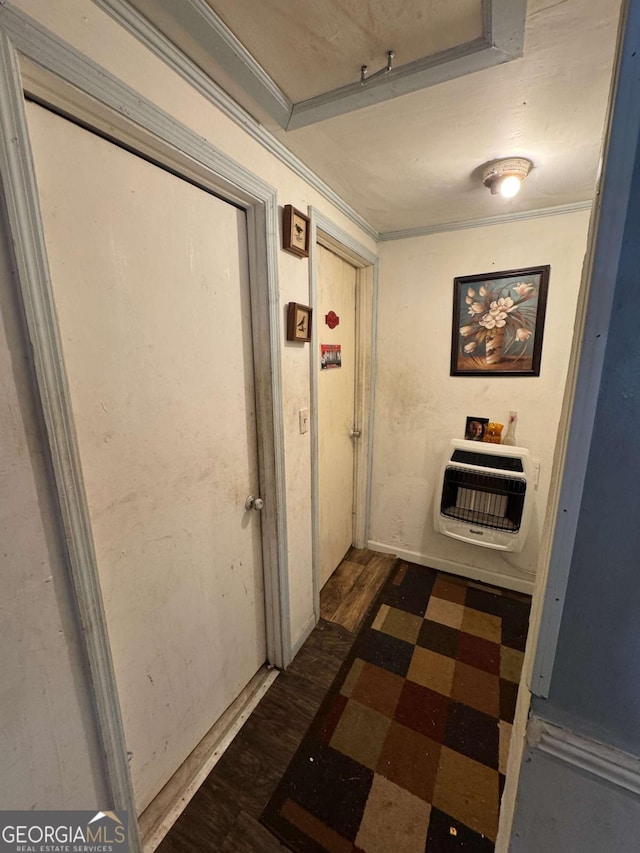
[156,548,391,852]
[320,548,396,631]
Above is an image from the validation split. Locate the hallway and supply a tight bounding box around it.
[156,550,530,851]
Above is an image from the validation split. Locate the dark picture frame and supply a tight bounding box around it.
[451,265,550,377]
[286,302,312,342]
[282,204,310,258]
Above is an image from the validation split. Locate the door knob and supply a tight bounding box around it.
[245,495,264,511]
[349,428,361,439]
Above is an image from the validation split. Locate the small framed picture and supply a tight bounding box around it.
[464,416,489,441]
[287,302,312,342]
[320,343,342,369]
[283,205,310,258]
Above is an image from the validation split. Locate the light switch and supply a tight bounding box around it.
[299,408,310,435]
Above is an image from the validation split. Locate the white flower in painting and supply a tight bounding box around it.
[513,283,536,298]
[468,302,484,315]
[464,341,477,353]
[467,288,476,298]
[479,285,487,296]
[480,310,508,330]
[490,296,515,313]
[459,325,473,337]
[516,327,532,342]
[465,295,473,305]
[486,302,508,326]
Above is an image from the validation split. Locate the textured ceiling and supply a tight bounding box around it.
[274,0,621,232]
[127,0,622,234]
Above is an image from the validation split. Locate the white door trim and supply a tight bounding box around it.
[0,7,290,848]
[308,208,378,619]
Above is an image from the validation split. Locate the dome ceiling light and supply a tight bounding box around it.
[482,157,533,199]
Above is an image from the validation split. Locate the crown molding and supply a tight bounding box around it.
[378,201,593,242]
[123,0,292,128]
[528,718,640,796]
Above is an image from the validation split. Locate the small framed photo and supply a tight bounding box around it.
[451,265,550,376]
[320,343,342,369]
[283,204,310,258]
[464,416,489,441]
[287,302,312,342]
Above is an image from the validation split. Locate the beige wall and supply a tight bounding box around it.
[0,201,109,807]
[369,210,591,588]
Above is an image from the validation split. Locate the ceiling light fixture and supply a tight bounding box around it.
[482,158,533,198]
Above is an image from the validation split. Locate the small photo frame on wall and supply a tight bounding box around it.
[464,416,489,441]
[451,265,550,377]
[282,205,310,258]
[320,343,342,369]
[287,302,312,342]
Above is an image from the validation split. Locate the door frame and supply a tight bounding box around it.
[308,208,378,620]
[0,8,290,849]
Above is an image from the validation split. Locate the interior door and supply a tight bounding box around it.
[25,102,267,813]
[317,244,357,587]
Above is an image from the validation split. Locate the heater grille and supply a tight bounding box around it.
[450,449,524,472]
[440,466,526,533]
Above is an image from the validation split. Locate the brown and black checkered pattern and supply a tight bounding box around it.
[262,561,531,852]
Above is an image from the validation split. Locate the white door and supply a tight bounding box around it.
[317,244,357,587]
[25,102,267,813]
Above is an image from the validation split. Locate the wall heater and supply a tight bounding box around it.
[435,439,533,552]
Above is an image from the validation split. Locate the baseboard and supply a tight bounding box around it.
[367,541,535,595]
[289,612,317,662]
[527,717,640,796]
[139,666,279,851]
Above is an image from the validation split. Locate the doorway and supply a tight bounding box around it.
[25,101,268,814]
[310,212,378,620]
[317,244,358,587]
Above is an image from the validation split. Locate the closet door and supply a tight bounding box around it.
[26,101,267,812]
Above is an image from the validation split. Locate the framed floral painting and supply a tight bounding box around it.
[450,265,550,377]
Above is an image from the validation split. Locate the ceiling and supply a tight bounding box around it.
[125,0,622,234]
[207,0,484,103]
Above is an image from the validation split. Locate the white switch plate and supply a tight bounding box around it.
[299,408,310,435]
[533,459,540,487]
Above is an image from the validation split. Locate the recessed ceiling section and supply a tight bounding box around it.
[122,0,526,129]
[207,0,484,103]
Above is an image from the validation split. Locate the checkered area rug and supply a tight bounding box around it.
[261,560,531,852]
